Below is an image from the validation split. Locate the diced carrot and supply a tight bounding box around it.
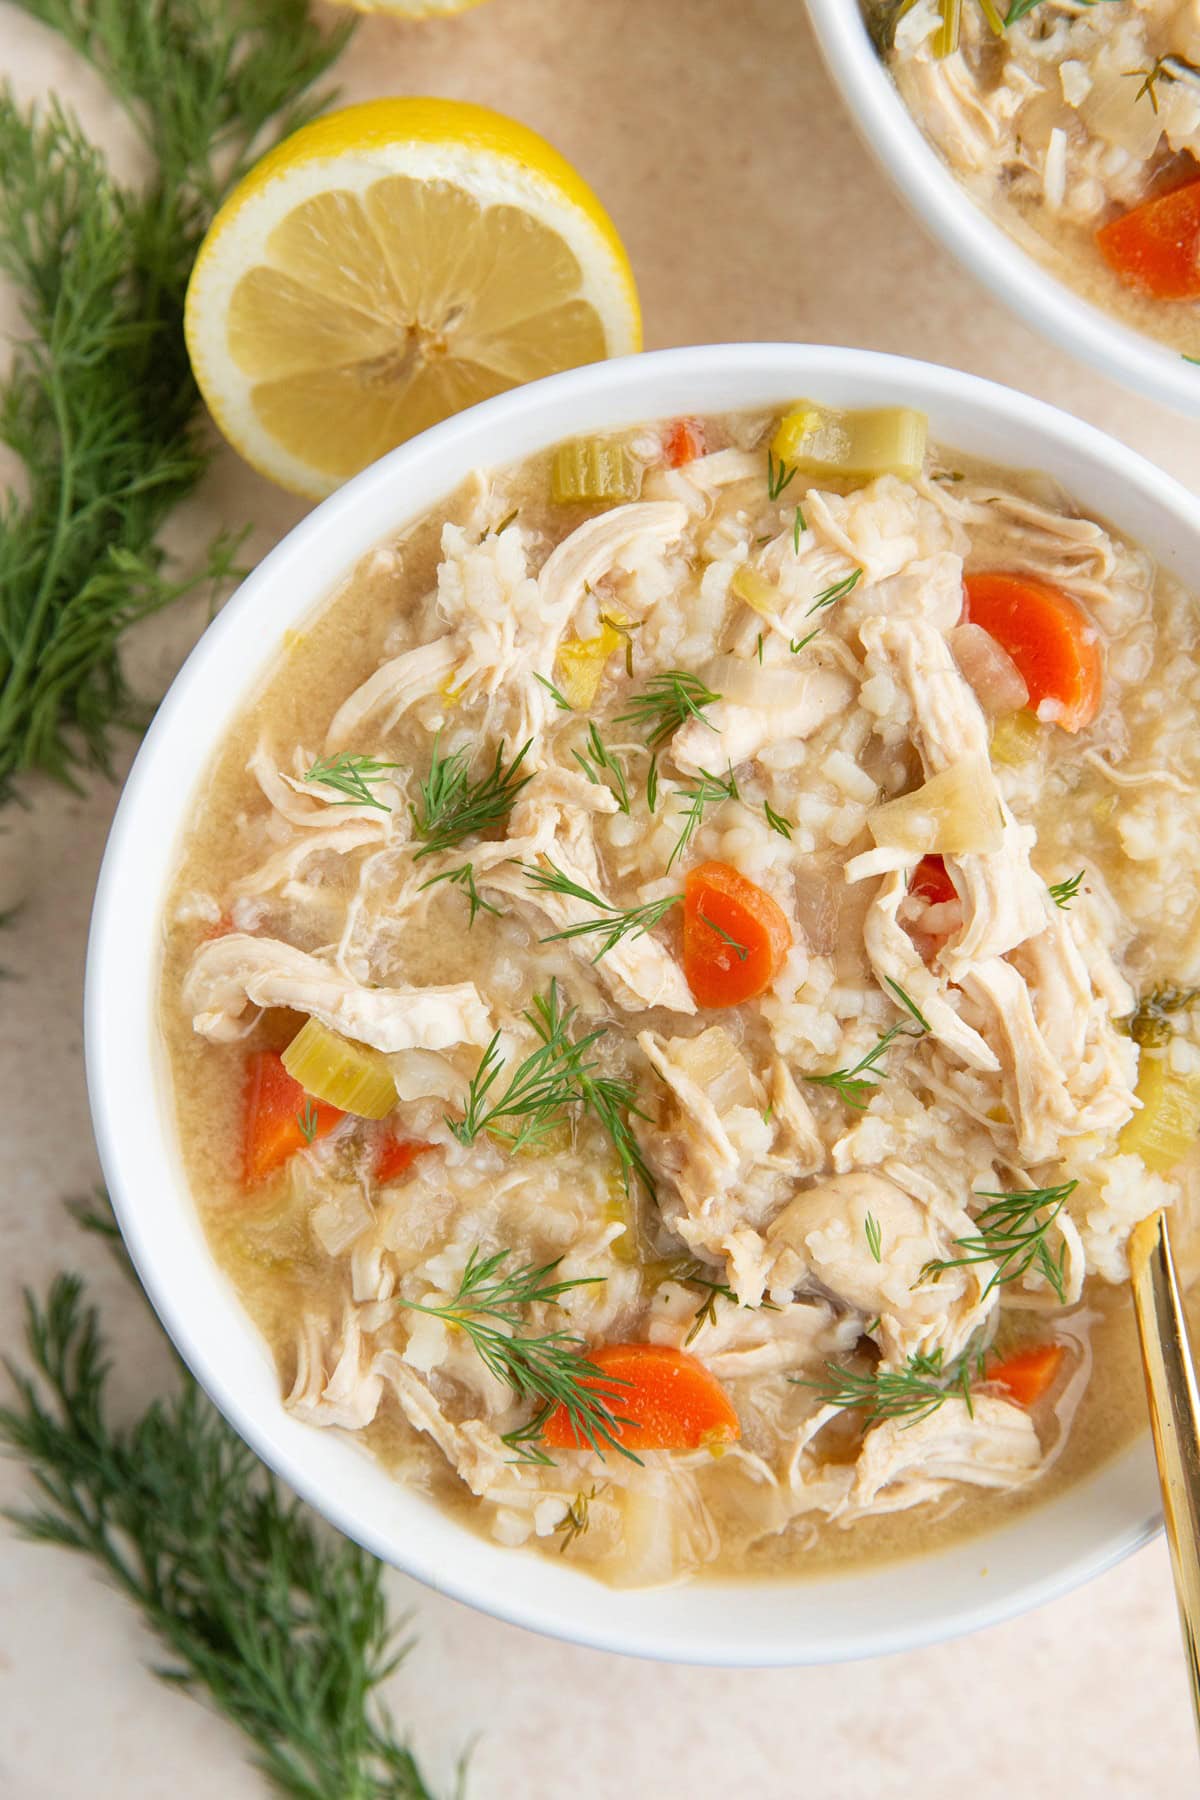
[963,572,1102,733]
[542,1342,741,1452]
[909,853,956,907]
[987,1343,1065,1408]
[682,860,792,1008]
[374,1134,432,1184]
[664,418,705,467]
[201,913,236,941]
[242,1050,342,1187]
[1096,176,1200,301]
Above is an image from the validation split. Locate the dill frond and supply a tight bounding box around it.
[614,670,721,750]
[409,738,532,860]
[524,859,682,960]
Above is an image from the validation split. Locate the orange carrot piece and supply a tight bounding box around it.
[1096,177,1200,301]
[542,1342,741,1452]
[963,572,1102,733]
[682,860,792,1008]
[374,1135,432,1184]
[909,853,956,907]
[664,418,705,467]
[242,1050,342,1186]
[987,1343,1065,1408]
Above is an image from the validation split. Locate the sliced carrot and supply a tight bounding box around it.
[200,913,236,941]
[963,572,1102,733]
[682,860,792,1008]
[542,1342,740,1452]
[909,853,956,907]
[664,417,705,467]
[374,1134,433,1184]
[987,1343,1065,1408]
[242,1050,342,1187]
[1096,176,1200,301]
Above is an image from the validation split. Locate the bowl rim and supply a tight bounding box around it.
[803,0,1200,418]
[85,342,1179,1666]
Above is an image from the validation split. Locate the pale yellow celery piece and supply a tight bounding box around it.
[770,404,928,482]
[934,0,962,57]
[281,1017,397,1120]
[989,708,1044,767]
[556,618,624,709]
[551,439,641,505]
[730,565,780,616]
[977,0,1004,35]
[869,754,1004,855]
[1119,1058,1200,1173]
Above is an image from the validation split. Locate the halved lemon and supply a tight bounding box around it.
[185,98,642,498]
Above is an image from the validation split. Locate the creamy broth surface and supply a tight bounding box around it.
[161,407,1200,1587]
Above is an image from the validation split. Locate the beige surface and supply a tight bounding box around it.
[2,0,1200,1793]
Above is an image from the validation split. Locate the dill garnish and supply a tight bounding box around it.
[304,752,399,809]
[599,613,637,677]
[646,753,659,813]
[882,976,931,1032]
[793,504,807,552]
[486,507,519,536]
[615,669,721,749]
[296,1100,319,1144]
[797,1344,979,1426]
[418,861,501,926]
[864,1212,883,1264]
[396,1247,639,1464]
[0,0,350,802]
[666,766,740,870]
[533,672,572,711]
[523,860,683,960]
[1120,983,1200,1048]
[922,1181,1076,1303]
[698,909,749,961]
[1048,870,1085,909]
[555,1485,601,1550]
[410,738,532,859]
[803,985,929,1109]
[572,721,631,814]
[0,1223,441,1798]
[767,449,796,501]
[788,566,861,653]
[763,800,792,839]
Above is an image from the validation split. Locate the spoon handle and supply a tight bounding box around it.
[1130,1208,1200,1735]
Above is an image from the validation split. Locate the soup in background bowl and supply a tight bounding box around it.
[87,345,1197,1664]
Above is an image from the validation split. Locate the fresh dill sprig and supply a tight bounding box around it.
[418,861,501,927]
[1119,983,1200,1048]
[788,566,862,654]
[666,766,740,870]
[763,800,792,839]
[0,1261,441,1800]
[661,1260,740,1347]
[0,0,351,802]
[797,1344,978,1426]
[698,909,749,961]
[296,1100,319,1144]
[804,987,929,1109]
[578,1068,657,1201]
[555,1484,601,1550]
[523,860,683,961]
[572,721,630,814]
[923,1181,1076,1303]
[614,670,721,749]
[410,738,532,860]
[1048,869,1085,909]
[767,449,796,501]
[448,981,603,1152]
[533,672,572,711]
[599,613,637,678]
[484,507,519,537]
[646,753,659,813]
[793,505,807,552]
[304,752,399,810]
[882,976,931,1032]
[395,1247,639,1464]
[864,1212,883,1264]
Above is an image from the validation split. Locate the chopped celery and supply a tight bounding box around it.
[551,439,641,505]
[730,565,780,616]
[934,0,962,57]
[977,0,1004,34]
[1119,1056,1200,1172]
[281,1018,397,1120]
[989,709,1044,768]
[869,755,1004,856]
[556,618,625,709]
[770,404,927,483]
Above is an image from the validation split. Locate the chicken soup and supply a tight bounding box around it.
[160,404,1200,1587]
[871,0,1200,359]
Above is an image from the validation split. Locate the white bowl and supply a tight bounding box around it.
[805,0,1199,418]
[87,344,1175,1666]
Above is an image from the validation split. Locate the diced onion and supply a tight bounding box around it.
[950,623,1030,716]
[869,755,1004,856]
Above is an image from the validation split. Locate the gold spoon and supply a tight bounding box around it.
[1129,1208,1200,1732]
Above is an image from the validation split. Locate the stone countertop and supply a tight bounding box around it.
[2,0,1198,1793]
